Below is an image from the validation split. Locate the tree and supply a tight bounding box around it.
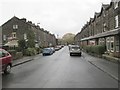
[18,39,26,51]
[62,33,75,45]
[27,30,35,48]
[27,39,35,48]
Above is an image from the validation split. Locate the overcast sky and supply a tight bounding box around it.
[0,0,111,38]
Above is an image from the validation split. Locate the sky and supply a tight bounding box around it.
[0,0,111,38]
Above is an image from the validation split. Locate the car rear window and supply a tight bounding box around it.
[71,46,80,49]
[44,48,50,51]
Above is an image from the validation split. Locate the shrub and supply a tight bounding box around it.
[24,48,37,56]
[8,50,17,60]
[8,50,16,57]
[97,45,106,54]
[18,39,26,51]
[84,45,106,55]
[15,52,23,59]
[85,45,91,53]
[35,47,41,54]
[7,50,23,60]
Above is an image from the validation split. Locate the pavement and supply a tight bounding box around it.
[12,54,41,67]
[82,52,118,81]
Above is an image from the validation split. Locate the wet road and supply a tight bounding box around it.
[2,46,118,88]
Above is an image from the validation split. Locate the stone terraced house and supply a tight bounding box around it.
[75,1,120,58]
[1,16,56,48]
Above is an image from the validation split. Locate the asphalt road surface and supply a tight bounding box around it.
[2,46,118,88]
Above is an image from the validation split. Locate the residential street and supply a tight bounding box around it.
[2,46,118,88]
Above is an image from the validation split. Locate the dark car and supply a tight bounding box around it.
[42,48,54,56]
[69,45,81,56]
[0,49,12,74]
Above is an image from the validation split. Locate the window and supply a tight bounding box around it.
[3,35,6,41]
[2,50,9,57]
[110,37,114,52]
[114,2,118,9]
[115,15,119,28]
[103,11,105,17]
[110,42,114,52]
[12,32,16,38]
[115,36,119,52]
[13,25,18,29]
[24,33,27,40]
[106,37,114,52]
[106,37,110,51]
[103,23,107,32]
[116,45,119,52]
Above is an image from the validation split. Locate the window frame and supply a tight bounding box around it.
[13,25,18,29]
[114,2,118,9]
[115,15,119,28]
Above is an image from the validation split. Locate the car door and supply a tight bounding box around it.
[0,51,2,72]
[2,50,11,65]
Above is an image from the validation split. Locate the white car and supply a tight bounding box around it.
[69,45,81,56]
[50,47,55,53]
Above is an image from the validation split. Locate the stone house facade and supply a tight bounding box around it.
[1,16,56,48]
[75,1,120,58]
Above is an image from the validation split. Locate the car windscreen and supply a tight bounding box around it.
[43,48,51,51]
[71,47,80,49]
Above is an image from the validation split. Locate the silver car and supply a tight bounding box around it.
[69,45,81,56]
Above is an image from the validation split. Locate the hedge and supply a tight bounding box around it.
[8,50,16,57]
[15,52,23,59]
[8,50,23,60]
[84,45,106,55]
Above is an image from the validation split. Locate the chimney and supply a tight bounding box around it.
[21,18,26,22]
[28,21,32,24]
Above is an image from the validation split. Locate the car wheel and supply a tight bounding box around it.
[4,64,11,74]
[70,53,72,56]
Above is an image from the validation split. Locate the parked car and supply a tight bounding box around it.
[0,49,12,74]
[69,45,81,56]
[55,46,60,51]
[50,47,55,53]
[42,48,54,56]
[55,45,63,51]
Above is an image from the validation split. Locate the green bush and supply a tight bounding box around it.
[24,48,37,56]
[97,45,106,54]
[18,39,26,51]
[8,50,17,60]
[15,52,23,59]
[8,50,16,56]
[84,45,92,53]
[8,50,24,60]
[35,47,42,54]
[84,45,106,55]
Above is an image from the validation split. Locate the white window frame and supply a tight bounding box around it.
[116,45,119,52]
[106,37,110,51]
[13,25,18,29]
[103,23,107,32]
[24,33,27,40]
[114,2,118,9]
[12,32,16,38]
[115,15,119,28]
[3,35,6,41]
[110,37,114,52]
